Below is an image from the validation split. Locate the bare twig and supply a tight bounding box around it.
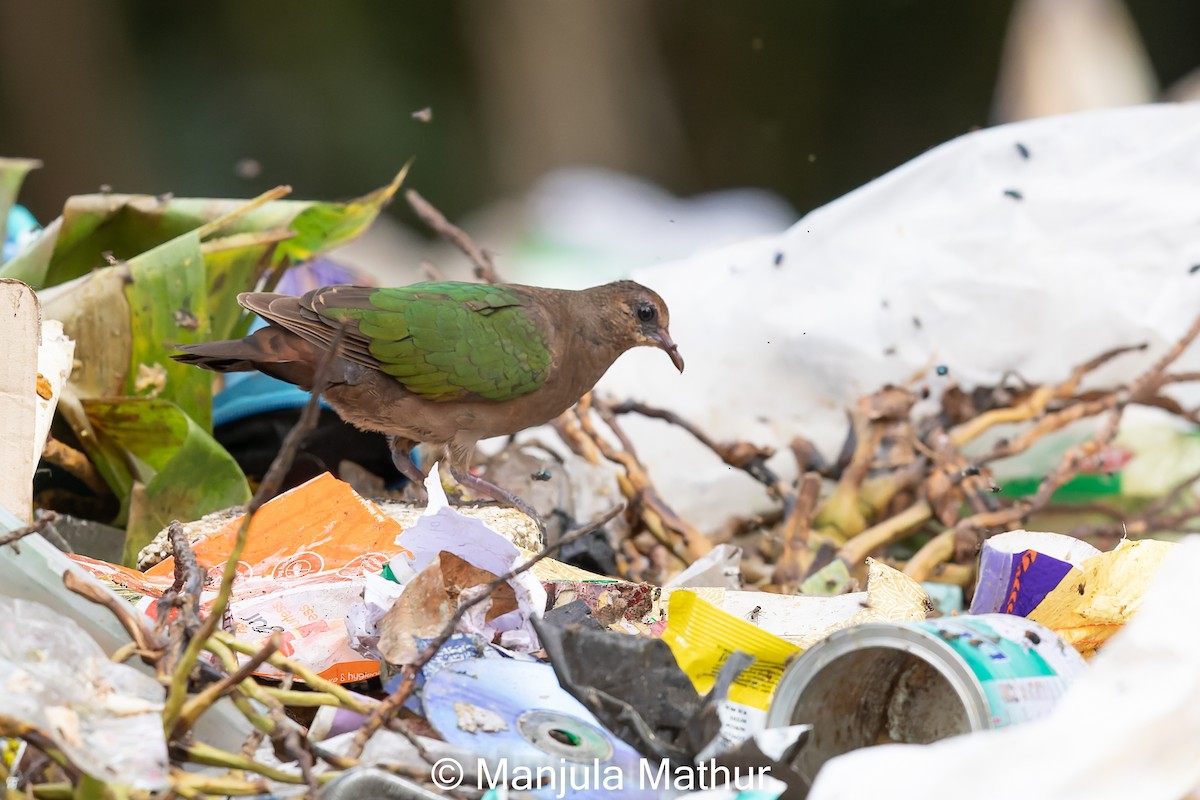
[950,400,1129,552]
[574,399,712,564]
[948,343,1144,449]
[61,569,163,657]
[980,397,1115,464]
[182,742,339,787]
[608,399,782,498]
[903,529,957,582]
[1069,467,1200,541]
[172,633,282,738]
[813,401,883,542]
[0,511,61,549]
[1129,315,1200,398]
[211,633,376,715]
[772,472,822,590]
[406,189,503,284]
[155,522,205,678]
[838,500,933,565]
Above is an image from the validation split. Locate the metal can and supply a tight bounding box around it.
[764,614,1086,783]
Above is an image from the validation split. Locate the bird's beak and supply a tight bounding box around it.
[655,328,685,373]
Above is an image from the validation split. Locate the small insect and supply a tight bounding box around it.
[745,605,762,623]
[1003,189,1024,201]
[411,106,433,123]
[101,250,120,266]
[530,469,552,482]
[773,252,784,267]
[1024,630,1041,645]
[935,365,949,376]
[1015,142,1031,160]
[1189,264,1200,275]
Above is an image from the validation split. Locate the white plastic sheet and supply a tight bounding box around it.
[599,103,1200,528]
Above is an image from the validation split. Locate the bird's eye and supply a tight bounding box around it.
[636,304,657,323]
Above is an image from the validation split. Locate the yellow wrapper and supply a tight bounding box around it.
[662,590,801,711]
[1028,538,1174,657]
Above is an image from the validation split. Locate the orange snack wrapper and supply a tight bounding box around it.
[71,473,410,683]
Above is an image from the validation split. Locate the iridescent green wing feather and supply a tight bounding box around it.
[318,282,551,402]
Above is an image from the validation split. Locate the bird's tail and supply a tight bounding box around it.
[172,327,320,389]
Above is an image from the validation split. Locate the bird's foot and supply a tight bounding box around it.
[448,465,545,532]
[388,436,428,501]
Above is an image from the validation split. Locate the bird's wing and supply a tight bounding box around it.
[247,283,552,403]
[238,290,379,368]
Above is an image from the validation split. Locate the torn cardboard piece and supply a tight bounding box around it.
[0,279,39,521]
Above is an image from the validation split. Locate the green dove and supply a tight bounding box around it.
[173,280,683,519]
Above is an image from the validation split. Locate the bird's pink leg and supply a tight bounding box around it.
[448,464,543,528]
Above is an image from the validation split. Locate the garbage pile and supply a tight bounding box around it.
[3,105,1200,800]
[3,449,1195,799]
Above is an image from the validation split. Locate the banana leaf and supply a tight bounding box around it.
[83,398,251,566]
[23,169,408,562]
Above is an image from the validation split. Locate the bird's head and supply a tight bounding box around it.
[603,281,684,372]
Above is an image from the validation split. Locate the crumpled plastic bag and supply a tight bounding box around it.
[0,596,168,789]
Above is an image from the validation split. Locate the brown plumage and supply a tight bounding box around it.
[174,280,683,520]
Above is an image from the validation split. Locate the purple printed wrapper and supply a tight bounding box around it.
[970,530,1099,616]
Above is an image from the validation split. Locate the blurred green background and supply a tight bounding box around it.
[3,0,1197,228]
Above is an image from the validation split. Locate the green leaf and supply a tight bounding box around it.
[1,167,408,290]
[123,230,212,427]
[277,165,408,262]
[84,398,251,566]
[21,169,408,543]
[200,229,293,340]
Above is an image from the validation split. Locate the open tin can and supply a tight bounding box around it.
[764,614,1086,783]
